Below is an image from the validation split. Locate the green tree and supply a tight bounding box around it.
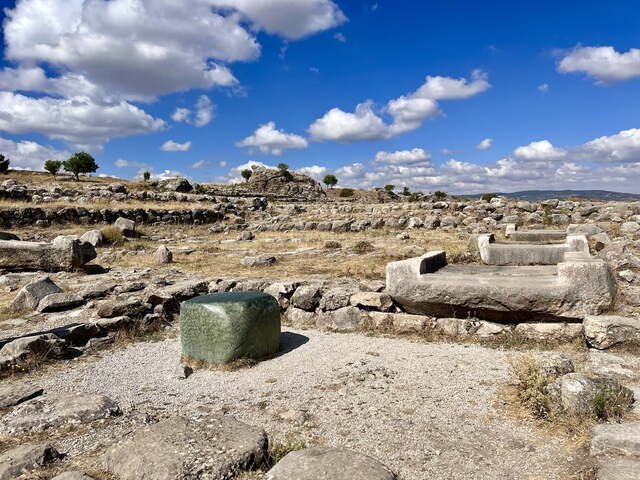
[433,190,447,200]
[63,152,99,181]
[0,154,9,174]
[384,184,395,192]
[277,162,289,171]
[143,171,151,182]
[241,169,253,182]
[323,174,338,188]
[44,160,62,177]
[401,186,410,196]
[481,192,497,202]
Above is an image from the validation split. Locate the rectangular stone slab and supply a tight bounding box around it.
[477,233,589,265]
[180,292,281,365]
[386,251,617,323]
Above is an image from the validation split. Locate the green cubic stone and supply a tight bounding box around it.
[180,292,281,365]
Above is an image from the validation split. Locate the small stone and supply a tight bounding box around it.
[0,444,61,480]
[583,315,640,350]
[51,473,95,480]
[0,383,43,408]
[240,254,277,267]
[114,217,136,237]
[37,292,85,312]
[10,276,63,312]
[176,364,193,380]
[152,245,173,265]
[619,269,636,282]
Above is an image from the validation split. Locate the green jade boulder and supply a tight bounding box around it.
[180,292,281,365]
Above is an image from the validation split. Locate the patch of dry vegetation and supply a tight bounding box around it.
[101,226,473,280]
[505,355,632,448]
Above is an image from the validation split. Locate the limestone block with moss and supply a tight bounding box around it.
[180,292,281,365]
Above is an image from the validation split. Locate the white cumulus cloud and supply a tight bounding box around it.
[558,46,640,84]
[513,140,567,161]
[237,121,308,155]
[0,137,69,170]
[374,148,431,165]
[475,138,493,150]
[161,140,192,152]
[211,0,347,40]
[0,92,165,150]
[309,71,488,142]
[194,95,214,127]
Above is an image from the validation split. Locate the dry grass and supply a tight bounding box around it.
[504,354,634,449]
[102,226,472,281]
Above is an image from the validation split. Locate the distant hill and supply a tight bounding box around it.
[467,190,640,201]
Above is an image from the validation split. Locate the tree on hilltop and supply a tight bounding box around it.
[323,174,338,188]
[44,160,62,178]
[0,154,10,174]
[277,162,289,171]
[63,152,98,181]
[384,184,395,192]
[241,169,253,182]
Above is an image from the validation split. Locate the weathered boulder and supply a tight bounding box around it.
[114,217,136,237]
[245,166,325,200]
[160,177,193,193]
[620,221,640,234]
[583,315,640,349]
[241,254,277,267]
[0,393,120,434]
[0,333,72,367]
[80,230,104,247]
[546,373,634,415]
[291,285,322,311]
[102,414,267,480]
[316,306,366,332]
[10,276,63,311]
[266,447,397,480]
[0,444,61,480]
[180,292,281,365]
[37,292,85,312]
[52,473,95,480]
[349,292,393,312]
[537,352,575,377]
[591,422,640,457]
[52,236,97,266]
[0,239,95,272]
[0,383,43,407]
[514,323,582,342]
[152,245,173,265]
[97,297,147,318]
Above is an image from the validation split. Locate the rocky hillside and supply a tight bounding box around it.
[242,166,326,200]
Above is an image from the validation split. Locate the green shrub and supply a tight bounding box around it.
[433,190,447,200]
[339,188,354,198]
[266,434,307,468]
[324,240,342,249]
[481,193,497,202]
[101,227,125,246]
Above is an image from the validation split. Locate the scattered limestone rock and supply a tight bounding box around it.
[585,351,638,379]
[80,229,104,247]
[102,414,267,480]
[266,447,397,480]
[0,334,72,367]
[97,297,147,318]
[350,292,393,312]
[0,444,62,480]
[0,383,43,408]
[291,285,322,311]
[0,393,120,434]
[240,254,277,267]
[618,269,636,282]
[52,472,96,480]
[37,292,85,312]
[10,275,63,311]
[537,352,575,377]
[546,373,634,415]
[114,217,136,237]
[152,245,173,265]
[583,315,640,349]
[514,323,582,342]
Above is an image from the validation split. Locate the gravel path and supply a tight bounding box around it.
[34,329,579,480]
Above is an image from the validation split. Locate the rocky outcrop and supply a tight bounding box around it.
[245,167,326,200]
[102,414,267,480]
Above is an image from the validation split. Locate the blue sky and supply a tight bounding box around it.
[0,0,639,193]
